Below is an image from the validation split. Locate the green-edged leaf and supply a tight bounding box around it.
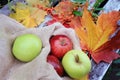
[72,0,87,4]
[73,11,83,16]
[113,58,120,64]
[93,0,104,8]
[94,8,104,11]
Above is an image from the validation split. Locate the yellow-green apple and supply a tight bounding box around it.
[50,35,73,59]
[47,55,64,76]
[62,50,91,79]
[12,34,42,62]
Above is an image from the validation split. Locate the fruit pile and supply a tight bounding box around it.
[47,35,91,79]
[12,33,91,80]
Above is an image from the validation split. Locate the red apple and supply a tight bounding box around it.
[47,55,64,76]
[50,35,73,59]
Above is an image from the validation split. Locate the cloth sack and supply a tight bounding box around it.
[0,14,81,80]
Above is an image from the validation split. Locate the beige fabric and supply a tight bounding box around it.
[0,14,81,80]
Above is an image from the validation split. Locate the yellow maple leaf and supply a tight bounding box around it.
[30,7,47,25]
[10,7,37,28]
[25,0,48,25]
[9,3,37,28]
[9,3,30,21]
[21,16,37,28]
[81,8,98,51]
[9,2,47,28]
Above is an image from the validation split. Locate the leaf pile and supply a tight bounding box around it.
[46,1,79,28]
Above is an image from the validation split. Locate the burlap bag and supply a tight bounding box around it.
[0,14,81,80]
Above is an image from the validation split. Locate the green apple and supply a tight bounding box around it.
[12,34,42,62]
[62,50,91,79]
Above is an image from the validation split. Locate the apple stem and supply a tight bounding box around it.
[74,54,80,63]
[61,39,67,46]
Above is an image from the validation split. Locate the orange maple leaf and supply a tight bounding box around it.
[54,1,75,16]
[46,1,77,26]
[70,7,120,63]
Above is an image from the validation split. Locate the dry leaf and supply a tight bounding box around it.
[9,2,47,28]
[54,1,75,16]
[21,16,37,28]
[9,3,37,28]
[46,1,78,28]
[30,7,47,25]
[70,7,120,63]
[92,29,120,63]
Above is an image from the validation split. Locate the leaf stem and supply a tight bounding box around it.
[93,0,104,8]
[7,0,12,11]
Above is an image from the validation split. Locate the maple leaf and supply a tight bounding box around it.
[46,1,78,28]
[9,2,47,28]
[30,7,47,25]
[92,28,120,63]
[9,3,30,21]
[70,6,120,63]
[54,1,75,16]
[21,16,37,28]
[9,3,37,28]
